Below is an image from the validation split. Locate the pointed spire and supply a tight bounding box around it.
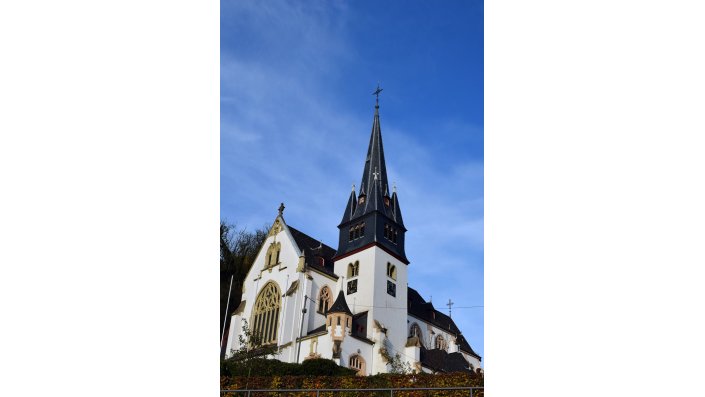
[334,90,408,264]
[391,190,405,226]
[359,96,389,202]
[328,290,352,316]
[339,187,357,225]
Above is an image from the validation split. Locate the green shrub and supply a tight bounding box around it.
[300,358,357,376]
[221,357,357,377]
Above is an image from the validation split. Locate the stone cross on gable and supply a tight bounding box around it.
[278,202,285,217]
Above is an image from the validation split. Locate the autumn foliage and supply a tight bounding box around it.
[221,371,483,397]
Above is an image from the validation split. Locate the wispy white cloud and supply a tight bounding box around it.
[221,0,483,357]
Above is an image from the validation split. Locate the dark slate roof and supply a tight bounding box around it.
[288,225,338,279]
[408,287,482,361]
[306,324,326,336]
[391,191,404,225]
[356,104,390,219]
[334,103,408,263]
[339,187,357,226]
[350,311,370,339]
[328,290,353,316]
[420,347,475,374]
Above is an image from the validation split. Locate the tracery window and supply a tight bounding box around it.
[349,354,366,376]
[435,334,447,350]
[318,286,332,314]
[250,281,281,345]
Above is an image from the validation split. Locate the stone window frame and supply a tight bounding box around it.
[317,286,332,314]
[347,261,360,278]
[250,281,281,346]
[349,354,366,376]
[265,242,282,269]
[384,224,398,244]
[435,334,447,351]
[348,222,366,241]
[409,322,425,347]
[386,262,396,280]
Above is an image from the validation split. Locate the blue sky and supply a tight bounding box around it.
[221,0,484,360]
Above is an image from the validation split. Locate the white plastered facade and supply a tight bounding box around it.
[225,214,479,375]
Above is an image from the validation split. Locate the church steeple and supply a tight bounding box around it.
[334,92,407,264]
[359,104,389,202]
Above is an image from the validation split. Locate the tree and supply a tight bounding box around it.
[220,221,268,357]
[228,319,279,362]
[379,337,414,374]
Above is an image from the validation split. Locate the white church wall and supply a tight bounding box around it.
[339,337,374,375]
[404,344,421,364]
[226,219,313,360]
[306,272,336,332]
[407,313,481,370]
[284,274,311,363]
[464,353,481,371]
[333,247,408,352]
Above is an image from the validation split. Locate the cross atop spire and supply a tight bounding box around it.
[372,83,383,107]
[334,94,407,264]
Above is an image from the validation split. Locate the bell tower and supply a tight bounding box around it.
[333,89,410,373]
[334,92,407,264]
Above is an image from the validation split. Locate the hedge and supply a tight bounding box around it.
[221,358,358,377]
[221,371,484,397]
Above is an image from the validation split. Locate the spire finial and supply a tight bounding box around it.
[278,202,285,217]
[393,182,397,194]
[352,183,356,192]
[372,83,383,107]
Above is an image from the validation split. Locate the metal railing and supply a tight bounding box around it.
[221,386,483,396]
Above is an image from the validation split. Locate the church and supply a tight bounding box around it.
[225,96,482,375]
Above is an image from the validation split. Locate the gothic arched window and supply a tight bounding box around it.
[347,261,359,278]
[435,334,447,350]
[386,262,396,280]
[349,354,366,376]
[318,286,332,314]
[265,242,281,268]
[409,323,421,337]
[250,281,281,345]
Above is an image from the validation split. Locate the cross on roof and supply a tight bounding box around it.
[278,202,285,216]
[446,299,455,318]
[372,83,383,105]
